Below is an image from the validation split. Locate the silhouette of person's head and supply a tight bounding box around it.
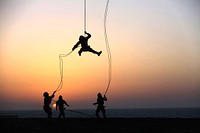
[79,35,85,41]
[43,92,49,97]
[97,93,102,98]
[59,95,63,100]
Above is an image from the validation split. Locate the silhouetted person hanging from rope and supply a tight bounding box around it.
[56,95,69,119]
[72,31,102,56]
[43,91,56,123]
[93,93,107,118]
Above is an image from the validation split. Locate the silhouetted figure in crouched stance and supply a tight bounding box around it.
[93,93,107,118]
[56,95,69,119]
[43,91,56,123]
[72,31,102,56]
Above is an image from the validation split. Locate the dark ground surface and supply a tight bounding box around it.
[0,118,200,133]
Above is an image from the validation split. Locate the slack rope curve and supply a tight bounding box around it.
[55,51,73,92]
[52,100,94,118]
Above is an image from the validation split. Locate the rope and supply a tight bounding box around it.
[104,0,111,96]
[84,0,87,36]
[66,109,94,118]
[52,100,93,118]
[55,51,73,92]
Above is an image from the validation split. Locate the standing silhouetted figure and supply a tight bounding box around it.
[72,31,102,56]
[56,95,69,119]
[43,91,56,123]
[93,93,107,118]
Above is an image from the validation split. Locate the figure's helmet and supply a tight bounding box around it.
[59,95,62,99]
[79,35,84,41]
[43,92,49,97]
[97,93,102,97]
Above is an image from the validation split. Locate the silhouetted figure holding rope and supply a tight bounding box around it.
[72,31,102,56]
[43,91,56,123]
[93,93,107,118]
[56,95,69,119]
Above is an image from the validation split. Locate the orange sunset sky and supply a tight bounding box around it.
[0,0,200,110]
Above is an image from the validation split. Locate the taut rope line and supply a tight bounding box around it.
[84,0,87,36]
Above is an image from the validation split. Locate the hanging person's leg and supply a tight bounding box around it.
[87,46,102,56]
[78,48,83,56]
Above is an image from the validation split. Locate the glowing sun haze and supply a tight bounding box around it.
[0,0,200,110]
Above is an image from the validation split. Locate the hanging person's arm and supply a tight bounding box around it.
[85,31,91,39]
[72,41,80,51]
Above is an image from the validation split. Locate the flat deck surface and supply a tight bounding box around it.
[0,118,200,133]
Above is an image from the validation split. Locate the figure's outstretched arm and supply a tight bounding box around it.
[50,91,56,99]
[85,31,91,39]
[72,41,80,51]
[64,101,69,107]
[104,95,107,101]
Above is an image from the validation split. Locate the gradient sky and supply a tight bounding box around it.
[0,0,200,110]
